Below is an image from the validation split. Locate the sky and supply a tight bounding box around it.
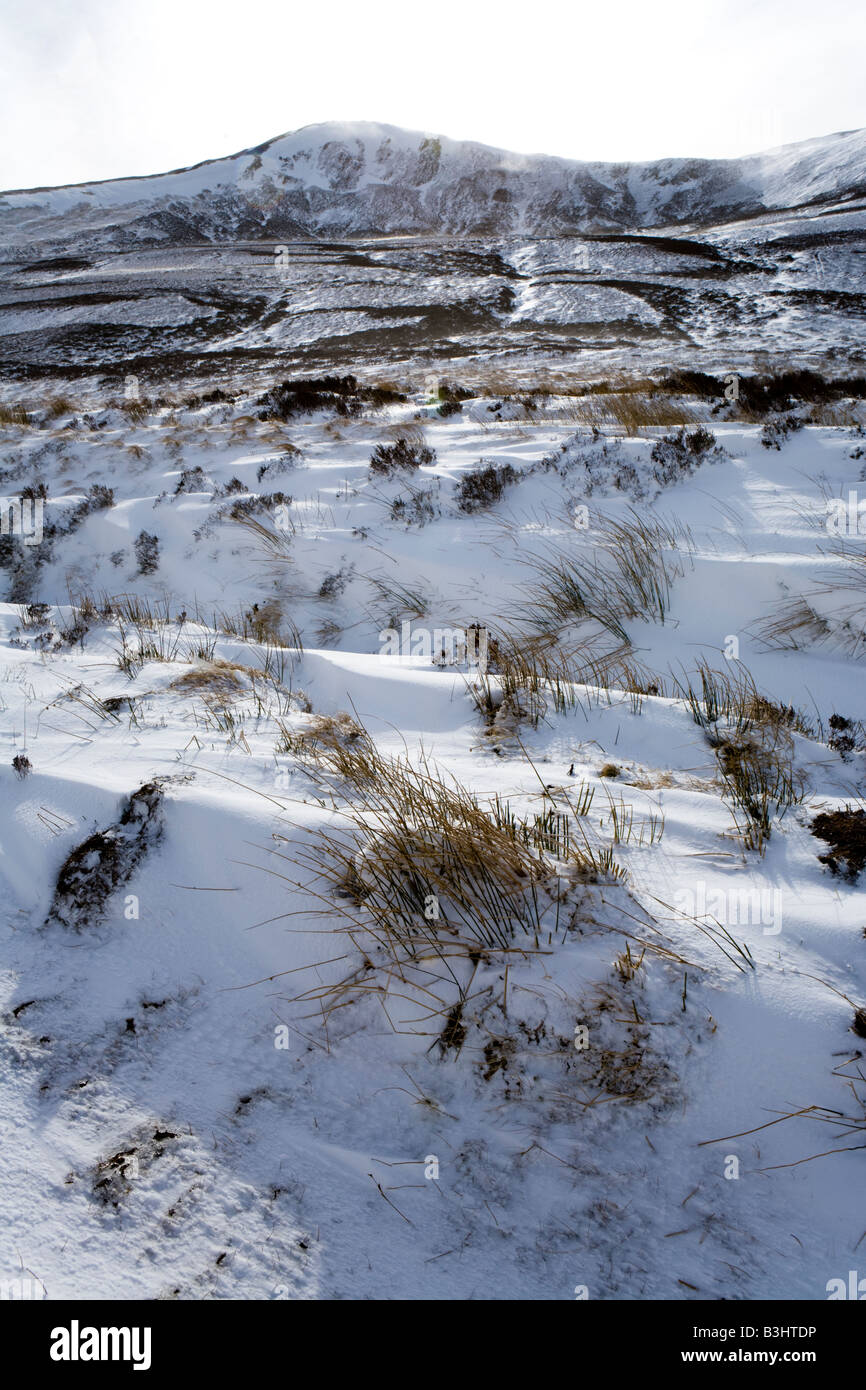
[0,0,864,190]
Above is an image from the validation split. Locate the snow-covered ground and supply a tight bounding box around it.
[1,384,865,1299]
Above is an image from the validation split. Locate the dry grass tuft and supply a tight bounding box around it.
[572,388,698,435]
[275,711,366,756]
[260,731,629,1039]
[215,600,301,650]
[672,659,808,851]
[171,659,246,695]
[522,511,693,643]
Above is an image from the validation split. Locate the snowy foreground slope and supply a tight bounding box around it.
[1,383,865,1300]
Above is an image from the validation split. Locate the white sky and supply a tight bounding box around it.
[0,0,864,190]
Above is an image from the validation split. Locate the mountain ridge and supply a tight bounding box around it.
[2,120,866,248]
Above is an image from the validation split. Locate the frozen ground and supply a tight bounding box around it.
[1,381,865,1299]
[1,210,864,390]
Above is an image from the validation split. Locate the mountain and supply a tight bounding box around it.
[3,120,866,252]
[2,121,864,387]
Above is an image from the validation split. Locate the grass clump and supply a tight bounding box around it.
[455,461,520,513]
[761,415,807,450]
[572,382,697,434]
[266,733,626,1040]
[673,659,807,851]
[134,531,160,576]
[258,375,405,421]
[713,736,803,852]
[649,427,719,486]
[295,741,560,949]
[370,437,436,477]
[525,511,693,643]
[215,600,301,650]
[275,711,366,757]
[468,632,663,739]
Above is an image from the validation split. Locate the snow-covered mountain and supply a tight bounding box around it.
[3,121,865,389]
[3,120,866,249]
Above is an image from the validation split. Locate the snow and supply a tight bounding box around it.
[1,385,865,1299]
[3,121,865,240]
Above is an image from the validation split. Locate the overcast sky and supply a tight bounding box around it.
[1,0,864,190]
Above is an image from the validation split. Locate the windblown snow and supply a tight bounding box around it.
[0,121,865,1304]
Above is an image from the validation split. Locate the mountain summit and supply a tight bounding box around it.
[2,121,866,249]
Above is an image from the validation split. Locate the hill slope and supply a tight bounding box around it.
[2,121,866,250]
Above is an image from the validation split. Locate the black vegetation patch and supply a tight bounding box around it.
[659,370,725,399]
[44,781,165,930]
[174,466,210,495]
[390,484,439,527]
[455,460,520,513]
[828,713,861,761]
[256,445,301,483]
[650,426,719,486]
[71,1125,180,1209]
[434,380,473,416]
[740,370,866,414]
[811,806,866,883]
[81,483,115,512]
[12,753,31,779]
[184,388,230,408]
[258,374,405,421]
[438,380,473,402]
[761,415,807,450]
[223,490,290,523]
[658,369,866,415]
[369,438,436,476]
[21,602,51,627]
[1,483,118,593]
[219,477,246,496]
[33,485,116,537]
[134,530,160,574]
[318,568,351,599]
[21,257,92,274]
